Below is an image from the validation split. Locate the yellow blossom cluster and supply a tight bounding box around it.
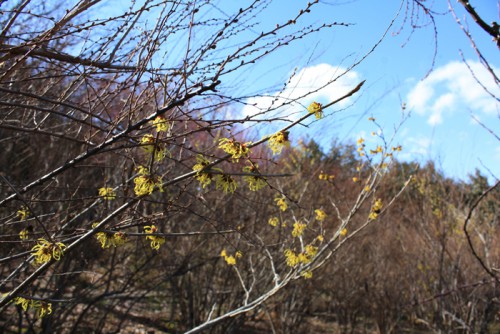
[19,227,30,240]
[215,174,237,193]
[369,145,383,155]
[284,244,317,267]
[242,163,267,191]
[283,235,322,276]
[134,166,163,196]
[140,134,168,162]
[153,116,170,133]
[31,238,67,265]
[218,138,251,162]
[268,217,279,227]
[274,195,288,211]
[368,198,383,220]
[95,230,127,249]
[318,171,335,181]
[220,249,242,266]
[301,271,313,279]
[144,225,165,250]
[291,222,307,237]
[314,209,327,222]
[192,155,218,188]
[14,297,52,318]
[392,145,402,152]
[268,217,286,227]
[307,101,323,119]
[356,137,365,157]
[17,206,29,221]
[268,131,290,155]
[98,187,116,200]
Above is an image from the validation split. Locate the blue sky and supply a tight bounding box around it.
[91,0,498,183]
[225,0,499,183]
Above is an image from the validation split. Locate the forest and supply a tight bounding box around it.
[0,1,498,333]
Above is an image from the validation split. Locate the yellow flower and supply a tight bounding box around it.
[319,171,335,181]
[140,134,168,162]
[352,177,359,183]
[140,134,155,152]
[225,255,236,265]
[144,225,165,250]
[307,101,323,119]
[284,249,300,267]
[133,166,163,196]
[14,297,52,318]
[17,207,30,221]
[319,171,327,180]
[301,271,313,279]
[96,231,127,249]
[243,163,267,191]
[134,176,161,196]
[392,145,402,152]
[369,145,383,155]
[369,198,383,220]
[317,235,324,242]
[298,250,314,265]
[113,232,127,246]
[192,155,220,189]
[268,131,290,155]
[31,238,67,265]
[19,228,29,240]
[305,244,318,257]
[314,209,327,222]
[284,246,316,268]
[339,228,348,237]
[292,222,307,237]
[274,196,288,211]
[95,232,109,248]
[218,138,251,162]
[98,187,116,200]
[35,301,52,318]
[153,116,170,133]
[357,137,365,145]
[215,174,237,193]
[14,297,30,311]
[268,217,279,227]
[220,249,241,265]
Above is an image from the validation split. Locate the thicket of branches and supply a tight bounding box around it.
[0,1,498,333]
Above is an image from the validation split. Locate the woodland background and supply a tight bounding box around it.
[0,1,499,333]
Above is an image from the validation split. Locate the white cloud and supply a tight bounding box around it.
[407,60,500,125]
[241,63,362,120]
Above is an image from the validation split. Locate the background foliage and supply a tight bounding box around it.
[0,1,498,333]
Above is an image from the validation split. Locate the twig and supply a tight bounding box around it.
[463,179,500,282]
